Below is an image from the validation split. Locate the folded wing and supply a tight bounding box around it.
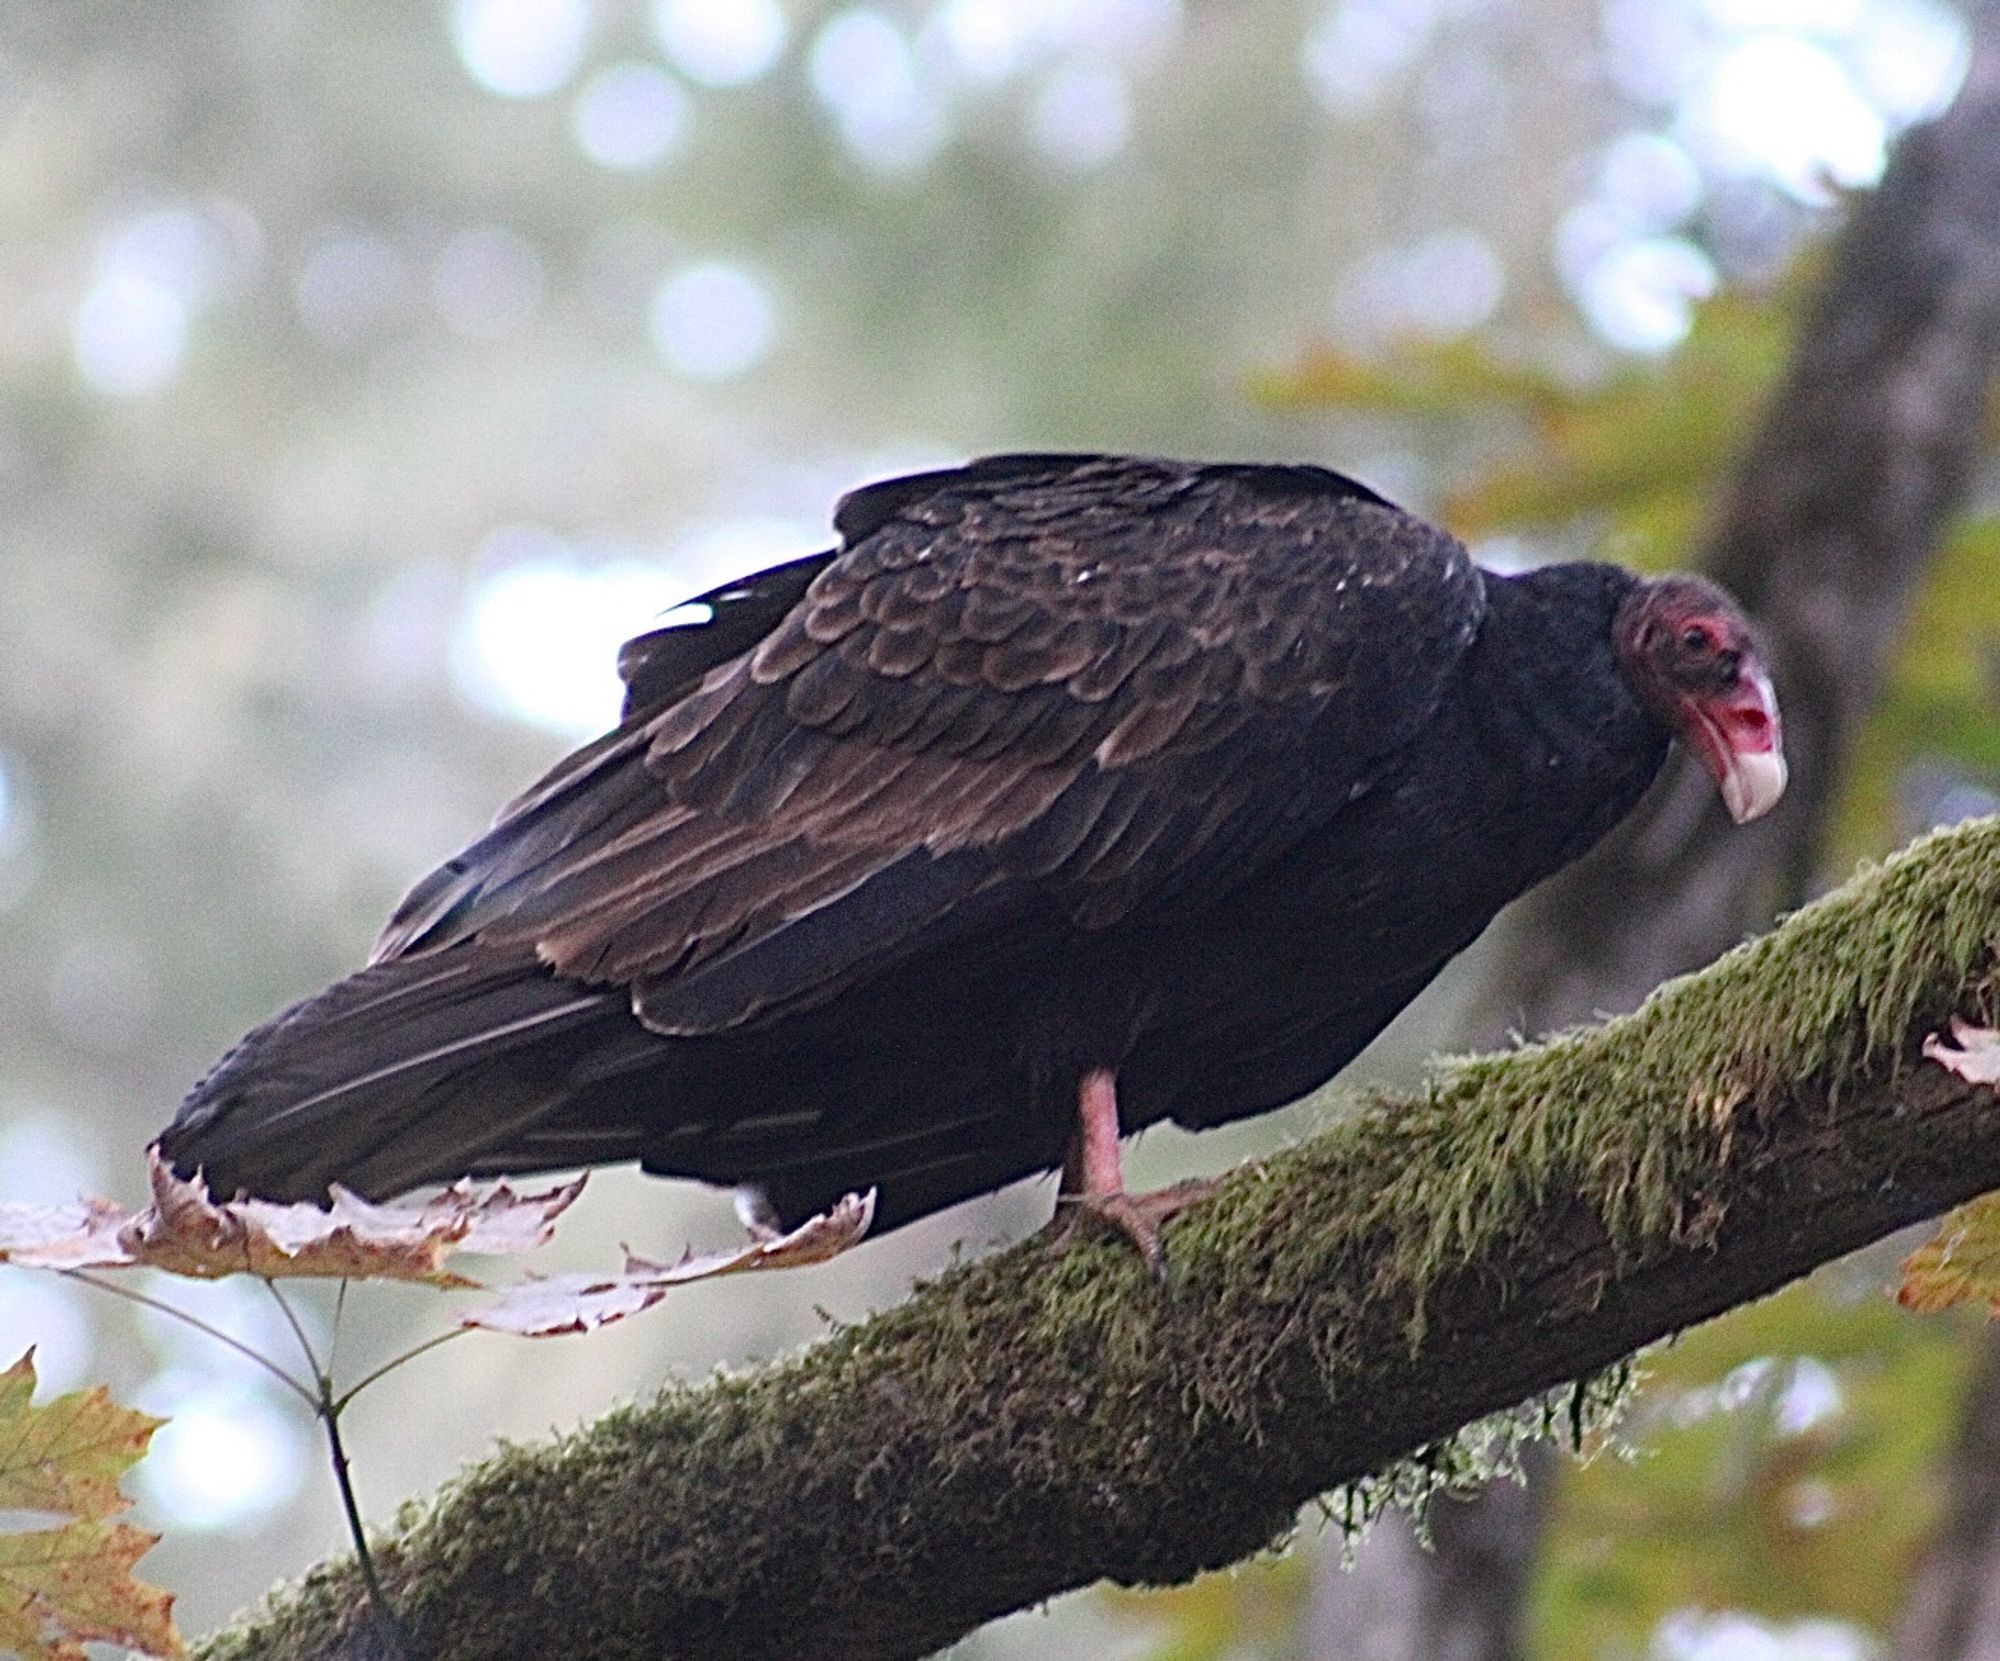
[375,454,1487,1035]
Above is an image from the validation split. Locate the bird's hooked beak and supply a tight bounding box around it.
[1682,665,1787,824]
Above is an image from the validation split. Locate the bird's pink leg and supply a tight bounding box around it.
[1066,1069,1127,1198]
[1055,1068,1221,1275]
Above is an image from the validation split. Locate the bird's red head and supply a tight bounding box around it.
[1614,575,1786,825]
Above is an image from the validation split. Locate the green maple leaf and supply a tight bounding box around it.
[0,1351,183,1661]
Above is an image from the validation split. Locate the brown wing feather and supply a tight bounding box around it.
[616,548,834,718]
[373,454,1486,1035]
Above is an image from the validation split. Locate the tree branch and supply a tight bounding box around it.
[196,813,2000,1661]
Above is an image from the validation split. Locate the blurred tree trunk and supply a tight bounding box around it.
[1315,2,2000,1653]
[1897,1328,2000,1661]
[1302,1445,1554,1661]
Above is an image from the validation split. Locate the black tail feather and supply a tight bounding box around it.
[161,948,633,1202]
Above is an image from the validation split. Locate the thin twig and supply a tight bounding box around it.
[318,1394,411,1661]
[332,1327,470,1415]
[261,1281,413,1656]
[327,1279,351,1380]
[52,1262,448,1652]
[263,1280,325,1386]
[54,1269,318,1409]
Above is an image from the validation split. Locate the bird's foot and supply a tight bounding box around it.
[1055,1177,1223,1282]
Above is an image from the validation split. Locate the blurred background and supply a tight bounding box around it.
[1,0,1997,1656]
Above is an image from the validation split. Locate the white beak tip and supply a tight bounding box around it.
[1721,747,1788,824]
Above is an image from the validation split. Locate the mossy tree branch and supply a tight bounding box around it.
[197,814,2000,1661]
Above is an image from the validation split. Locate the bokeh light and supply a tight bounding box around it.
[930,0,1031,83]
[73,269,187,397]
[294,227,415,348]
[1680,33,1885,201]
[1697,0,1864,30]
[811,11,945,174]
[1570,235,1718,352]
[649,261,778,379]
[653,0,788,87]
[431,226,546,337]
[1601,0,1712,106]
[1301,0,1440,114]
[929,0,1180,85]
[449,512,837,736]
[1653,1610,1870,1661]
[452,0,592,97]
[667,514,824,593]
[452,533,676,736]
[572,61,692,169]
[1847,0,1968,121]
[1342,231,1505,341]
[1597,131,1704,233]
[134,1372,311,1532]
[1028,64,1131,171]
[1773,1356,1842,1435]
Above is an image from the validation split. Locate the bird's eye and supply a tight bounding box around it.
[1680,623,1713,653]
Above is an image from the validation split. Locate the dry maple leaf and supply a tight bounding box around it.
[1897,1022,2000,1318]
[0,1351,182,1661]
[2,1155,867,1336]
[1898,1192,2000,1317]
[0,1152,583,1286]
[1922,1017,2000,1086]
[468,1189,876,1336]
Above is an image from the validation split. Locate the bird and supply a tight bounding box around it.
[160,452,1786,1267]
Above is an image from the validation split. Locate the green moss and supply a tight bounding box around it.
[1201,811,2000,1321]
[193,815,2000,1661]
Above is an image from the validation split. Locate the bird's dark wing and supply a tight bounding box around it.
[377,551,838,955]
[374,454,1486,1034]
[616,549,836,719]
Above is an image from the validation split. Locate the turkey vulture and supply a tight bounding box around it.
[161,454,1785,1265]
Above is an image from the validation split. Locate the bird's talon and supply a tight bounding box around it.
[1055,1178,1223,1282]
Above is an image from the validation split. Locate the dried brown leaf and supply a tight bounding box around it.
[1923,1017,2000,1085]
[0,1151,583,1287]
[467,1190,876,1337]
[1898,1192,2000,1316]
